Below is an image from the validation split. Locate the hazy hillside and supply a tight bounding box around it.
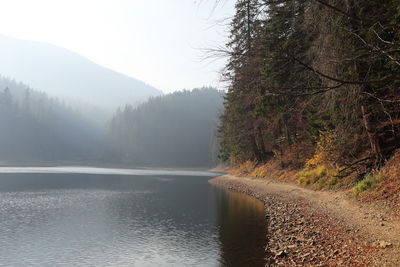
[0,35,162,110]
[108,88,224,167]
[0,78,102,164]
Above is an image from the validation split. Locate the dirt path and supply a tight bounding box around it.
[210,175,400,266]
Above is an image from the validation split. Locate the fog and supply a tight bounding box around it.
[0,34,162,111]
[0,0,235,93]
[0,2,232,168]
[108,88,224,167]
[0,74,223,167]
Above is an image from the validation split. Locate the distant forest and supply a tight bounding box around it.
[108,88,223,167]
[0,78,223,167]
[218,0,399,177]
[0,78,101,163]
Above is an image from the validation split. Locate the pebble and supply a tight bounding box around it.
[210,177,375,266]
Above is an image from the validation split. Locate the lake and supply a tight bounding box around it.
[0,167,267,266]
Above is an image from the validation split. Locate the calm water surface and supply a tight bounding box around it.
[0,167,267,266]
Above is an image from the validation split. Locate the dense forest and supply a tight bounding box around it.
[108,88,223,167]
[0,77,102,164]
[218,0,399,185]
[0,76,223,167]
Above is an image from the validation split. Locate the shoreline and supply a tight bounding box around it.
[0,162,216,172]
[209,175,400,266]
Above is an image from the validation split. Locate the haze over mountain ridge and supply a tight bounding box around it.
[0,34,162,110]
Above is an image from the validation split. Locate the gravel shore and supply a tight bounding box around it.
[209,175,391,266]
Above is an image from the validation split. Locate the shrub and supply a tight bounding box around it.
[230,160,255,176]
[352,172,382,196]
[305,131,336,168]
[249,164,269,178]
[250,159,300,181]
[298,165,340,190]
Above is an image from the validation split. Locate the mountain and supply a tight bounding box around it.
[0,35,162,110]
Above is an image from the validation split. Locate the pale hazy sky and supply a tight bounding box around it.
[0,0,234,93]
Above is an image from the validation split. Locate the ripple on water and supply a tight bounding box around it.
[0,171,266,266]
[0,185,220,266]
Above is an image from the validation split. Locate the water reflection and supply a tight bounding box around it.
[0,168,267,266]
[214,188,267,267]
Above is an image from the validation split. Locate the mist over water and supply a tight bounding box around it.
[0,168,267,266]
[0,166,218,176]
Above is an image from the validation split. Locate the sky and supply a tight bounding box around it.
[0,0,235,93]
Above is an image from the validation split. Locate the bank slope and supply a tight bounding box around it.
[210,175,400,266]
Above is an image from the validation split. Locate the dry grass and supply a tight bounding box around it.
[229,149,400,208]
[230,159,299,182]
[230,161,256,176]
[297,165,343,190]
[352,171,382,196]
[360,150,400,207]
[251,160,299,181]
[229,141,313,181]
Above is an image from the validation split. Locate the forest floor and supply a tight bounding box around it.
[209,175,400,266]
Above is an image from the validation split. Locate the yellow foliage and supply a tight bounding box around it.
[298,164,340,190]
[305,131,336,168]
[298,131,343,189]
